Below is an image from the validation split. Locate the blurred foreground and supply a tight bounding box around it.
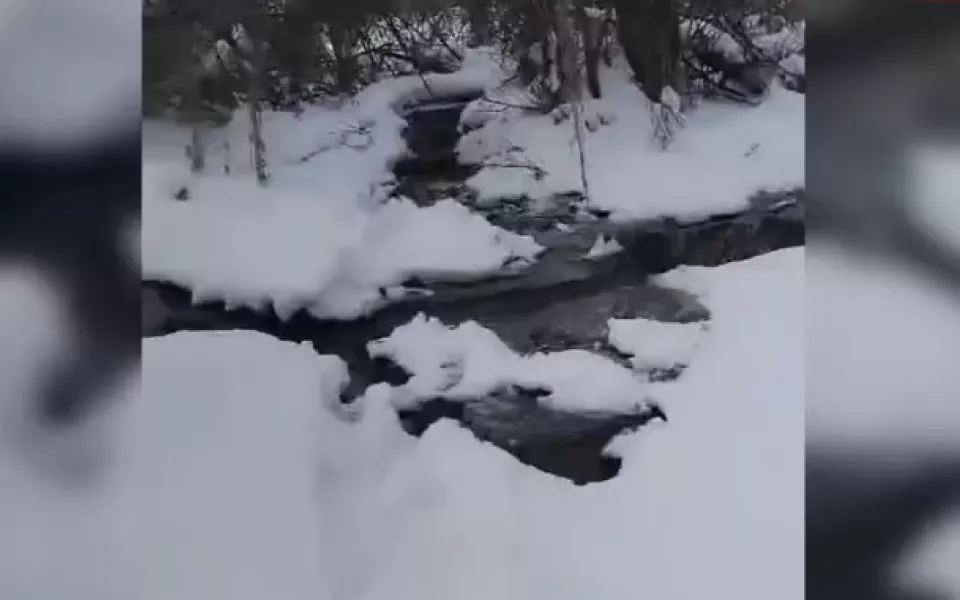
[807,1,960,599]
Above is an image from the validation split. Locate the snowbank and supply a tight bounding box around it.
[607,317,708,371]
[458,24,804,222]
[143,177,542,319]
[458,65,803,221]
[143,46,501,193]
[132,331,349,600]
[367,313,651,412]
[142,48,542,320]
[127,247,804,600]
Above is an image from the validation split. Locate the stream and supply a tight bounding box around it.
[143,96,804,485]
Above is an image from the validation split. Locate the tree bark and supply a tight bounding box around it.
[241,28,269,185]
[614,0,681,102]
[327,21,358,95]
[189,125,206,172]
[554,0,580,104]
[466,0,491,46]
[184,22,213,173]
[248,48,268,185]
[576,2,603,99]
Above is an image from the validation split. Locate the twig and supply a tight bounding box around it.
[479,93,542,112]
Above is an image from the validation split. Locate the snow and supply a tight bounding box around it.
[584,233,623,259]
[0,249,804,598]
[132,331,348,600]
[133,28,807,600]
[780,52,805,76]
[607,317,708,371]
[141,48,544,320]
[458,65,803,222]
[367,313,651,413]
[143,182,542,319]
[125,247,804,600]
[679,18,804,63]
[144,47,501,198]
[457,19,803,222]
[753,24,805,61]
[680,19,746,62]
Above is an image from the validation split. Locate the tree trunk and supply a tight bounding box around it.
[327,22,358,95]
[466,0,491,46]
[554,0,580,104]
[189,125,206,173]
[184,22,211,173]
[614,0,681,102]
[576,2,603,99]
[246,39,269,185]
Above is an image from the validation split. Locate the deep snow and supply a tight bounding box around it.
[143,30,803,320]
[142,48,545,320]
[8,246,960,600]
[458,69,804,221]
[457,22,804,221]
[366,312,658,413]
[128,248,804,600]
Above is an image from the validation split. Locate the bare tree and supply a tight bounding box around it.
[465,0,492,46]
[575,1,604,99]
[614,0,681,103]
[554,0,589,198]
[233,21,270,185]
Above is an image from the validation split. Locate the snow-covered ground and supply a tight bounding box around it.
[125,248,804,600]
[143,184,541,319]
[143,48,546,320]
[456,20,804,221]
[366,312,660,412]
[10,242,960,599]
[143,24,803,320]
[458,64,803,221]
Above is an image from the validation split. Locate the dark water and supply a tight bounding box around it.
[143,98,804,484]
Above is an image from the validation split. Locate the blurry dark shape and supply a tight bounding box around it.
[807,455,960,600]
[807,0,960,598]
[0,129,141,427]
[688,47,777,101]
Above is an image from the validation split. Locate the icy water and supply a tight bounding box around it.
[142,98,803,484]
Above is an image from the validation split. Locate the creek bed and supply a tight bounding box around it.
[143,97,804,484]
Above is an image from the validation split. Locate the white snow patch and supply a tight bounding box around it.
[754,25,805,61]
[607,317,708,370]
[133,331,349,600]
[680,19,746,63]
[780,52,805,77]
[142,180,542,320]
[458,65,803,221]
[584,233,623,259]
[142,49,539,320]
[660,85,682,114]
[126,247,802,600]
[368,313,650,413]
